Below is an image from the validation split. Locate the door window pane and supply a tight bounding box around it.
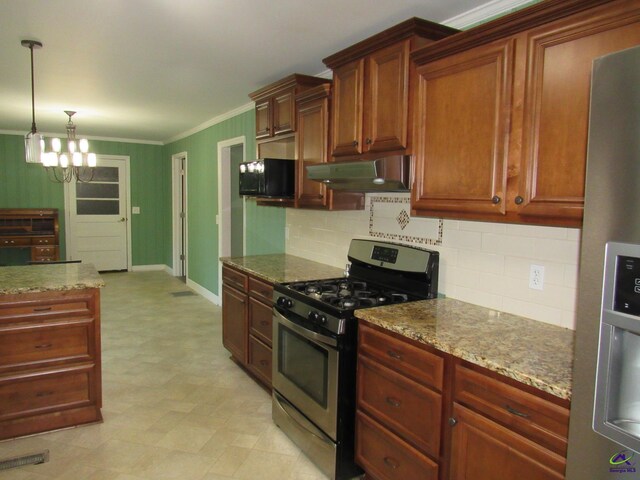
[90,167,119,182]
[76,183,119,199]
[77,200,119,215]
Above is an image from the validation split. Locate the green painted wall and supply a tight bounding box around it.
[164,109,286,296]
[0,133,168,266]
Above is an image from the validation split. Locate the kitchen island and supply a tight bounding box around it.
[0,263,104,440]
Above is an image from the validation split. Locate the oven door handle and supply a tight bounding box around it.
[273,309,338,348]
[273,391,335,447]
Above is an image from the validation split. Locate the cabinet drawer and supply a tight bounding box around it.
[248,335,272,386]
[0,321,93,371]
[222,266,248,292]
[454,363,569,456]
[0,237,30,247]
[0,365,95,421]
[31,236,55,246]
[359,323,443,391]
[32,246,56,258]
[356,410,438,480]
[249,297,272,346]
[248,277,273,304]
[0,293,94,324]
[358,355,441,457]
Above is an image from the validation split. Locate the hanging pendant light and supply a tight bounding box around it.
[21,39,44,164]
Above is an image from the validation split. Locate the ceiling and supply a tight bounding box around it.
[1,0,519,144]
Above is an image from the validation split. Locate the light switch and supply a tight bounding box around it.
[132,207,141,214]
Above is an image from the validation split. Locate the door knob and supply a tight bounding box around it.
[119,217,126,222]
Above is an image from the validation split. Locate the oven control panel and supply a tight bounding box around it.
[371,245,398,264]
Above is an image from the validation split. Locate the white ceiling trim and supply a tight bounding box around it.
[442,0,537,29]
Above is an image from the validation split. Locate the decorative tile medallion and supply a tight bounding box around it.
[369,194,443,246]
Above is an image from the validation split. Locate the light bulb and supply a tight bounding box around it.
[79,138,89,153]
[239,164,246,173]
[48,152,59,167]
[52,137,61,153]
[60,154,69,168]
[68,140,76,154]
[72,152,82,167]
[87,153,97,167]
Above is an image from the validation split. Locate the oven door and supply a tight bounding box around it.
[272,308,339,440]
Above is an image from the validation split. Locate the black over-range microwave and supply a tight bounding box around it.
[239,158,295,198]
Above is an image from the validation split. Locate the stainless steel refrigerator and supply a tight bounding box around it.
[566,45,640,479]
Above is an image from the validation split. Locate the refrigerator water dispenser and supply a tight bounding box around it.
[594,242,640,453]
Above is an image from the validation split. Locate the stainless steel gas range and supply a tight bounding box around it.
[272,239,439,480]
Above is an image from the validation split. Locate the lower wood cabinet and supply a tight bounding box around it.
[355,321,570,480]
[221,264,273,389]
[0,288,102,440]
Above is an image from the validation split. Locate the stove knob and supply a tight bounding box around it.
[308,311,319,322]
[277,297,293,309]
[318,314,327,325]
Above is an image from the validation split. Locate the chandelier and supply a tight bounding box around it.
[22,39,96,183]
[41,111,97,183]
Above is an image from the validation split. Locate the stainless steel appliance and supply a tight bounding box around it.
[566,45,640,479]
[238,158,294,198]
[272,239,439,480]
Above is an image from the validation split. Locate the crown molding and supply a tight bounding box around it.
[442,0,539,30]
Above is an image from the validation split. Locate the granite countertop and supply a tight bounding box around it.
[221,254,345,284]
[355,298,574,400]
[0,263,105,295]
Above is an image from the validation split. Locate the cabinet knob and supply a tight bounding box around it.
[383,457,399,469]
[387,349,403,360]
[515,195,524,205]
[491,196,501,205]
[449,417,458,427]
[265,127,270,132]
[352,140,358,147]
[365,138,372,145]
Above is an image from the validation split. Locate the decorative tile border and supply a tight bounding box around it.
[369,195,443,246]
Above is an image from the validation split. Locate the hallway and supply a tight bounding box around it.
[0,271,327,480]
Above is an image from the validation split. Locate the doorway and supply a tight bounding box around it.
[64,154,131,271]
[172,152,188,281]
[218,136,246,293]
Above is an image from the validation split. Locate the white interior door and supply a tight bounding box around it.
[65,155,130,271]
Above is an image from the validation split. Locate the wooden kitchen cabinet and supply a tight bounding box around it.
[295,84,365,211]
[354,322,570,480]
[411,0,640,227]
[221,264,274,389]
[249,74,331,142]
[0,208,60,262]
[323,18,458,159]
[355,322,444,479]
[0,288,102,440]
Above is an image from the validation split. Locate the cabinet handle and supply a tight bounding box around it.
[365,138,372,145]
[387,349,403,360]
[265,127,270,132]
[385,397,401,408]
[383,457,399,469]
[259,360,269,366]
[515,195,524,205]
[35,343,53,349]
[33,307,52,312]
[352,140,358,147]
[36,391,54,397]
[505,405,530,418]
[491,195,501,204]
[449,417,458,427]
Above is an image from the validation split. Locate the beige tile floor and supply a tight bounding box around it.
[0,271,329,480]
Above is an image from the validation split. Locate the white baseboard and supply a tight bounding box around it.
[187,278,221,306]
[131,264,167,272]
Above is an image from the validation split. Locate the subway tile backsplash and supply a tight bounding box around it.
[286,193,580,330]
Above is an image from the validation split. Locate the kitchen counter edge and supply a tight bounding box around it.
[0,263,105,295]
[220,254,345,284]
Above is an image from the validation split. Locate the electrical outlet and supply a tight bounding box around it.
[529,264,545,290]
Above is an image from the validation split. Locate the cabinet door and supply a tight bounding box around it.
[222,284,247,364]
[517,6,640,222]
[365,40,410,153]
[273,89,295,136]
[450,404,565,480]
[412,38,514,218]
[255,99,272,139]
[331,58,365,157]
[296,95,329,208]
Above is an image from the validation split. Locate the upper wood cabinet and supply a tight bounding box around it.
[249,74,331,141]
[295,84,365,211]
[411,0,640,227]
[324,18,458,160]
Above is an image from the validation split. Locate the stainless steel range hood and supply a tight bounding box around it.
[305,155,410,192]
